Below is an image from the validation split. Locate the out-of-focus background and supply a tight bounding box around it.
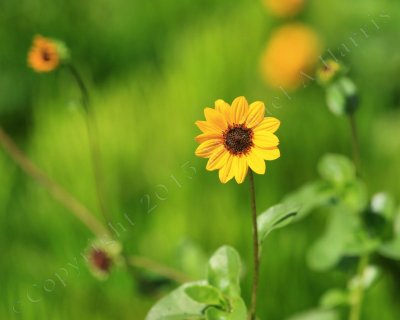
[1,0,400,319]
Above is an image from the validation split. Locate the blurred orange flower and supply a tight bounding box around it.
[27,35,60,72]
[263,0,305,18]
[260,24,321,90]
[195,97,280,184]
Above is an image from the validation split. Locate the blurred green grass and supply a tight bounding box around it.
[1,0,400,319]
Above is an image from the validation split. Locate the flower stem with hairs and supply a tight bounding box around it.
[248,170,260,320]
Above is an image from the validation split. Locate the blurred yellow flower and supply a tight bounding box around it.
[260,24,321,90]
[317,59,342,85]
[195,97,280,184]
[263,0,305,18]
[27,35,60,72]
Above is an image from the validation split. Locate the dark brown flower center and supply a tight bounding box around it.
[41,49,52,62]
[90,249,112,272]
[223,124,253,155]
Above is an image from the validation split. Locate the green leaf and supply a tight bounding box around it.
[343,229,381,256]
[326,77,358,116]
[205,297,246,320]
[307,207,358,271]
[370,193,396,220]
[207,246,241,298]
[145,281,206,320]
[185,284,226,307]
[283,181,336,220]
[320,289,349,308]
[341,179,368,212]
[257,203,298,245]
[287,309,340,320]
[228,297,247,320]
[206,307,229,320]
[318,154,356,186]
[326,82,346,116]
[379,237,400,260]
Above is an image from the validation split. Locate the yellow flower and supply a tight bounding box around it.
[263,0,305,18]
[27,35,60,72]
[317,59,342,85]
[195,97,280,184]
[260,24,321,90]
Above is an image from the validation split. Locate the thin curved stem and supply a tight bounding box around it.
[0,126,189,284]
[67,64,111,225]
[248,171,260,320]
[0,126,109,237]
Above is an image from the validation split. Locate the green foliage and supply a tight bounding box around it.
[145,282,207,320]
[318,154,356,187]
[146,246,246,320]
[185,284,227,307]
[207,246,241,298]
[257,203,298,245]
[325,77,359,116]
[307,206,358,271]
[320,289,349,308]
[283,181,336,220]
[2,1,400,319]
[378,237,400,260]
[287,309,340,320]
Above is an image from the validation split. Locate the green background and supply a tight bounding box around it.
[1,0,400,319]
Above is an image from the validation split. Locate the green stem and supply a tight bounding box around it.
[67,64,111,225]
[348,112,361,175]
[0,126,110,237]
[248,171,260,320]
[349,254,369,320]
[0,127,189,285]
[347,111,368,320]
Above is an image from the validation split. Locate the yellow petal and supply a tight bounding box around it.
[206,147,229,171]
[247,150,266,174]
[215,99,230,119]
[195,120,220,134]
[195,139,222,158]
[254,131,279,149]
[254,117,280,133]
[204,108,228,131]
[253,146,281,160]
[219,154,235,184]
[234,156,248,184]
[246,101,265,128]
[230,96,249,124]
[195,132,223,143]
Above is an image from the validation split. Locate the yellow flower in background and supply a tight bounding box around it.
[263,0,305,18]
[317,59,342,85]
[260,24,321,90]
[28,35,60,72]
[195,97,280,184]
